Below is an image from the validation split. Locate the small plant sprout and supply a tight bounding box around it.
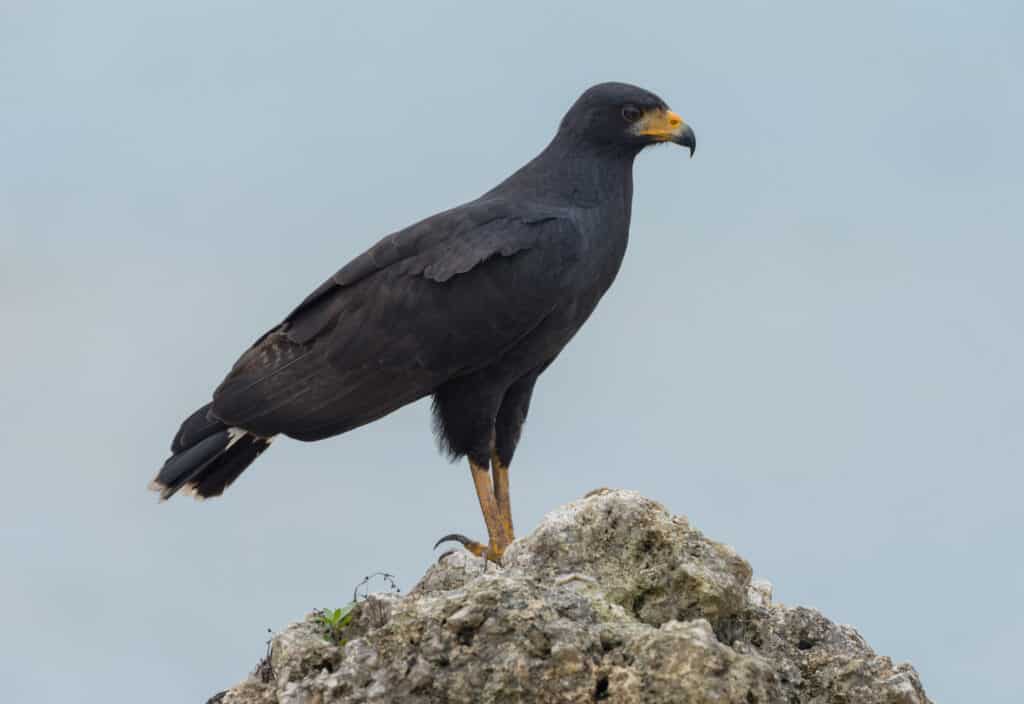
[317,603,356,645]
[317,572,402,644]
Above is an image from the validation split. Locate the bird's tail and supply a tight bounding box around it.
[149,403,273,500]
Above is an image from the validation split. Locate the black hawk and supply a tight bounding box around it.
[150,82,695,563]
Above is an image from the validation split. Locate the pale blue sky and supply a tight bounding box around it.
[2,2,1021,702]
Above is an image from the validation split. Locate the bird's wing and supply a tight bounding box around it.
[211,201,580,440]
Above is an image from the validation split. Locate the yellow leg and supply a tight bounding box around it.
[472,459,510,560]
[433,459,513,564]
[491,450,515,542]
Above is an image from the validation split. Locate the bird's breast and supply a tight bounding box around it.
[569,205,630,292]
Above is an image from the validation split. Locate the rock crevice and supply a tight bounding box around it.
[212,489,931,704]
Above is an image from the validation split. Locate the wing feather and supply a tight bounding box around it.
[211,202,579,440]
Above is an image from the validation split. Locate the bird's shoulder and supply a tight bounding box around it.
[339,197,578,284]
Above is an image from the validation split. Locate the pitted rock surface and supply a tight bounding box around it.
[210,489,931,704]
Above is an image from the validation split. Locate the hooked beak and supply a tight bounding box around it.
[635,109,696,157]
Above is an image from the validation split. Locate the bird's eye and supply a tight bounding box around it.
[621,105,642,123]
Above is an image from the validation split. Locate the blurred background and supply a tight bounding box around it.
[2,1,1021,701]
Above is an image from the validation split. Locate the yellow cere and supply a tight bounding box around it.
[638,109,686,141]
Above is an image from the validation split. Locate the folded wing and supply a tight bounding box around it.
[211,201,579,441]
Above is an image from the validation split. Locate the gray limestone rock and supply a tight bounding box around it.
[210,489,931,704]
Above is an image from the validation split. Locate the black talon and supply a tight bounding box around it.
[436,549,458,563]
[433,533,474,550]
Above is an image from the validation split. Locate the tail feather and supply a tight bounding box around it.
[152,406,273,501]
[188,432,272,498]
[151,430,231,499]
[171,402,223,453]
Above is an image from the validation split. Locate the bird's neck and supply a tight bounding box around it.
[489,131,637,210]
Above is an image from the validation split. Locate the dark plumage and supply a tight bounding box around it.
[150,82,695,561]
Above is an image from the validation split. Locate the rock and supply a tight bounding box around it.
[212,489,932,703]
[502,489,751,635]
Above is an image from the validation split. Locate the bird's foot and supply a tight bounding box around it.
[434,533,506,566]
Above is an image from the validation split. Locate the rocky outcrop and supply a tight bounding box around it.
[210,489,931,703]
